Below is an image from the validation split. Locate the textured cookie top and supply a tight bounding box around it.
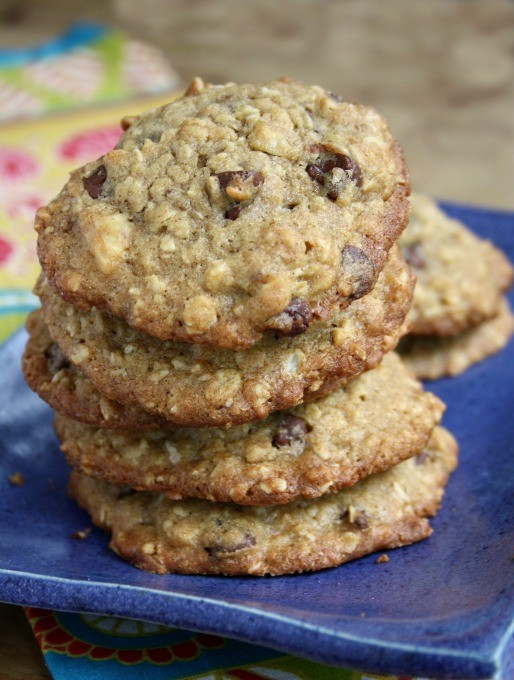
[69,427,458,575]
[36,78,409,349]
[37,245,414,428]
[401,193,513,336]
[55,352,445,505]
[399,297,514,380]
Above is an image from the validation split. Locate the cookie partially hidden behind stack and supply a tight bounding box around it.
[24,78,462,576]
[399,193,514,379]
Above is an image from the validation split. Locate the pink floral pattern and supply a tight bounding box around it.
[6,193,43,220]
[0,236,14,265]
[59,125,122,162]
[0,148,39,181]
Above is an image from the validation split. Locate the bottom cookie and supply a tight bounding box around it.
[69,426,457,576]
[399,298,514,380]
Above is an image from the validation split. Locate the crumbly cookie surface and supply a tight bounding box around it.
[68,426,457,575]
[399,298,514,380]
[22,310,175,430]
[36,78,409,349]
[55,352,444,505]
[401,193,513,336]
[37,246,414,428]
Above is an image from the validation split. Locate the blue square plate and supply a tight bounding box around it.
[1,203,513,680]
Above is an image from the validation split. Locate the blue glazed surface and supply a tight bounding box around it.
[0,203,513,679]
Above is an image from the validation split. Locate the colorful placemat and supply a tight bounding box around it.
[25,607,412,680]
[0,23,178,122]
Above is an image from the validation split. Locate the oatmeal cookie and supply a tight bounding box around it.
[68,426,458,575]
[401,193,513,336]
[399,298,514,380]
[55,352,444,505]
[38,246,414,428]
[37,77,409,349]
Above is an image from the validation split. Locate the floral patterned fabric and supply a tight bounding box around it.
[26,608,417,680]
[0,23,178,122]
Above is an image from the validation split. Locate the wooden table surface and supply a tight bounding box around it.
[1,1,513,677]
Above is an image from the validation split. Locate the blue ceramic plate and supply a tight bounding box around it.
[1,203,513,680]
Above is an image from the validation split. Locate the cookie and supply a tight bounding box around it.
[401,193,513,336]
[55,352,444,505]
[36,77,410,349]
[22,310,176,430]
[68,426,457,575]
[399,298,514,380]
[37,245,414,428]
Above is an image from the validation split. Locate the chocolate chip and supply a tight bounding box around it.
[44,344,70,373]
[340,246,376,299]
[306,164,324,183]
[216,170,263,192]
[403,242,426,269]
[83,165,106,199]
[306,150,362,200]
[322,154,362,188]
[267,297,313,336]
[335,155,363,188]
[225,205,241,220]
[319,157,341,173]
[206,532,256,556]
[272,415,311,448]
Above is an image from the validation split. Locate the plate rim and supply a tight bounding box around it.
[0,567,503,679]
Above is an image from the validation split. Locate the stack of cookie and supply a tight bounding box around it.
[23,78,457,575]
[399,194,514,380]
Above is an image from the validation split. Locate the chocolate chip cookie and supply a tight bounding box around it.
[37,245,414,428]
[68,426,457,575]
[401,193,513,336]
[399,297,514,380]
[55,352,444,505]
[36,78,410,349]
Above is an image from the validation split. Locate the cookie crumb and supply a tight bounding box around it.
[375,553,389,564]
[8,472,25,486]
[70,527,92,540]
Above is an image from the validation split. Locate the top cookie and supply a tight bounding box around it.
[401,193,513,336]
[36,77,409,349]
